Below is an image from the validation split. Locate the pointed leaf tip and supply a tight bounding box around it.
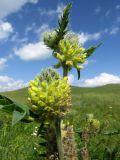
[77,69,80,80]
[84,43,102,58]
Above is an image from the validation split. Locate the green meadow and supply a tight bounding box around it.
[0,84,120,159]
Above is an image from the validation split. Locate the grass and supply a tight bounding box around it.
[1,87,28,104]
[0,84,120,159]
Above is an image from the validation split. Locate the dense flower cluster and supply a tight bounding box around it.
[38,68,60,83]
[44,31,58,50]
[64,32,80,45]
[44,31,87,72]
[28,70,71,119]
[54,39,86,70]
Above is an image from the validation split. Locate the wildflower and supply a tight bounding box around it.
[28,69,72,119]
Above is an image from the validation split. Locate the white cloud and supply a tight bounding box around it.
[82,59,96,67]
[78,32,102,44]
[13,24,51,61]
[110,27,119,35]
[0,55,14,70]
[116,5,120,10]
[29,0,38,4]
[15,41,51,61]
[25,23,36,35]
[0,0,38,19]
[68,74,74,85]
[0,58,7,70]
[25,23,50,40]
[11,32,28,44]
[38,2,65,17]
[0,76,12,83]
[104,28,109,33]
[35,24,50,39]
[78,26,119,44]
[79,73,120,87]
[0,75,28,92]
[0,21,13,40]
[94,7,101,14]
[37,24,49,34]
[38,8,55,16]
[57,2,65,17]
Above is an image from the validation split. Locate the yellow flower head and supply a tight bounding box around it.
[28,69,71,120]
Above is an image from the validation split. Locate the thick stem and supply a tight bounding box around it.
[53,66,68,160]
[63,65,68,77]
[55,118,64,160]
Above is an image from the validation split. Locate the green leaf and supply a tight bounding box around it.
[12,110,26,126]
[53,62,62,69]
[53,3,72,50]
[84,43,102,58]
[0,94,30,125]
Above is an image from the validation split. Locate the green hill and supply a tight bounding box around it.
[1,84,120,122]
[1,87,28,104]
[1,84,120,126]
[1,84,120,104]
[0,84,120,159]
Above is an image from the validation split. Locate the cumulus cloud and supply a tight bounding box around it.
[29,0,38,4]
[0,54,14,70]
[35,24,50,39]
[0,58,7,70]
[10,32,28,44]
[57,2,65,17]
[25,23,50,40]
[68,74,74,85]
[38,2,65,17]
[78,32,102,44]
[0,75,28,92]
[25,23,36,35]
[14,23,51,61]
[0,0,38,19]
[0,21,13,40]
[80,73,120,87]
[15,41,51,61]
[110,27,119,35]
[78,26,119,44]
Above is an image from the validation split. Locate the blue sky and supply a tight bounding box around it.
[0,0,120,91]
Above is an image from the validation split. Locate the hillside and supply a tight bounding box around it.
[1,84,120,120]
[1,84,120,104]
[0,84,120,159]
[1,87,28,104]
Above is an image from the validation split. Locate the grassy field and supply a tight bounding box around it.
[0,84,120,159]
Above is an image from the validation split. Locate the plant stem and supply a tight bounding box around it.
[55,118,64,160]
[63,65,68,77]
[53,66,68,160]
